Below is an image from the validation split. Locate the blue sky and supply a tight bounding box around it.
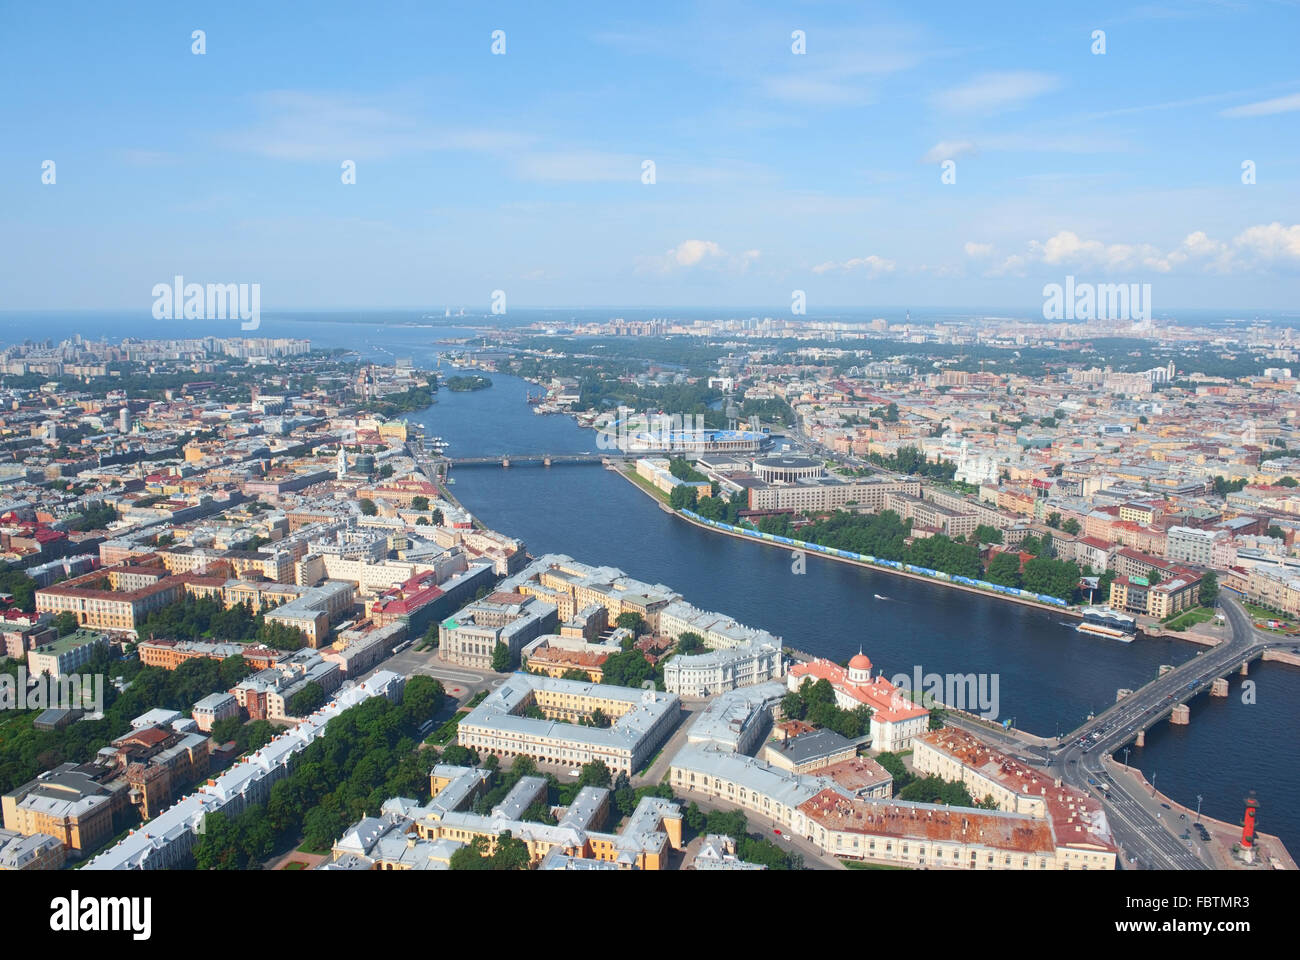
[2,0,1298,313]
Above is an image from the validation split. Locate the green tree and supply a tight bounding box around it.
[973,524,1003,545]
[1021,557,1082,601]
[684,801,707,835]
[492,830,532,870]
[210,715,244,745]
[358,497,378,516]
[1199,570,1219,607]
[577,759,612,789]
[874,752,912,788]
[780,691,806,720]
[615,612,646,636]
[53,611,79,637]
[1096,568,1116,600]
[1061,517,1081,535]
[676,632,706,654]
[612,771,635,818]
[219,654,253,687]
[491,641,512,672]
[667,457,707,482]
[449,835,493,870]
[668,484,698,510]
[599,649,658,688]
[985,552,1023,588]
[412,495,429,511]
[287,681,327,717]
[441,744,479,766]
[899,775,975,806]
[1212,476,1247,497]
[193,812,246,870]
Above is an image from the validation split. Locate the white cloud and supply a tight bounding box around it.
[812,255,896,276]
[994,254,1027,276]
[985,225,1300,278]
[930,71,1060,114]
[963,242,994,259]
[1221,92,1300,118]
[1234,222,1300,261]
[922,140,976,164]
[673,240,724,267]
[638,240,758,274]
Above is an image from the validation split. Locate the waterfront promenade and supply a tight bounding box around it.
[611,462,1082,618]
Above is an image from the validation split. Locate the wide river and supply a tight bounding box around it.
[409,367,1298,853]
[25,316,1287,858]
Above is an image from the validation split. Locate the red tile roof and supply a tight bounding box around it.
[788,658,929,724]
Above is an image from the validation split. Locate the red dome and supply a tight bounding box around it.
[848,653,872,672]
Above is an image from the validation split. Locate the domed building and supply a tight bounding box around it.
[847,650,872,684]
[786,649,929,752]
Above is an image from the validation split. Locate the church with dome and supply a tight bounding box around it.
[786,649,930,752]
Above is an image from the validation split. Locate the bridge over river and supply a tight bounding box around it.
[446,453,638,467]
[943,596,1296,869]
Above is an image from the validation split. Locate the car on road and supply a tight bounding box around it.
[1161,803,1171,809]
[773,829,782,836]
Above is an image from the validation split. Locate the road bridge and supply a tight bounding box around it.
[945,597,1293,869]
[444,453,639,467]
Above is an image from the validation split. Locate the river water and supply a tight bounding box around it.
[20,316,1292,857]
[400,366,1298,852]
